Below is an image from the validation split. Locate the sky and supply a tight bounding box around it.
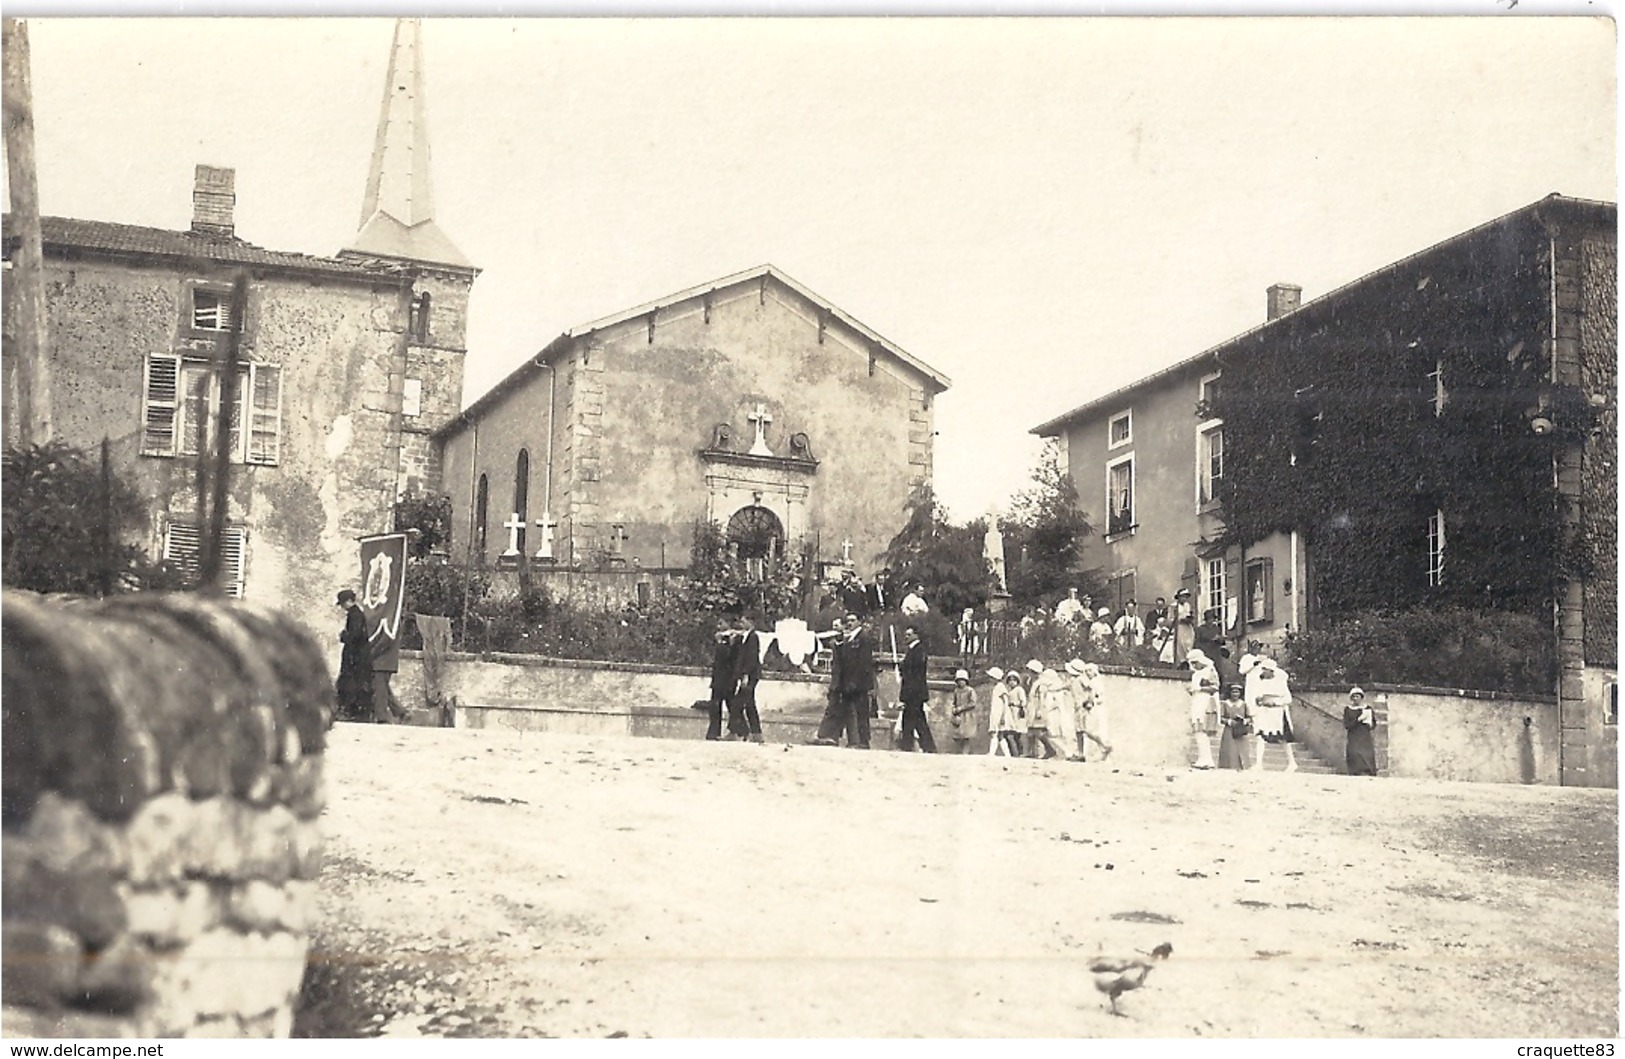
[5,13,1615,521]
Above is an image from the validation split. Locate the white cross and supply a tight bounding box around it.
[533,512,557,559]
[501,512,525,557]
[841,538,853,563]
[747,403,774,456]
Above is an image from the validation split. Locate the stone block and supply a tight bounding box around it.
[75,935,154,1014]
[176,729,232,799]
[1,921,84,1008]
[278,881,315,934]
[25,792,128,877]
[290,821,324,881]
[225,880,286,933]
[279,726,303,767]
[245,806,298,884]
[282,758,325,821]
[122,881,217,948]
[4,850,126,949]
[124,792,195,884]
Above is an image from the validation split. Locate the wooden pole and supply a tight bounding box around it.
[2,18,52,447]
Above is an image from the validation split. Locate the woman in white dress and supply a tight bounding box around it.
[1079,661,1113,761]
[1244,657,1298,772]
[1186,648,1219,769]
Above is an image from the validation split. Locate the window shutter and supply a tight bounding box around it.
[225,365,247,463]
[220,526,247,598]
[178,364,213,458]
[246,364,282,465]
[142,354,181,455]
[162,520,202,583]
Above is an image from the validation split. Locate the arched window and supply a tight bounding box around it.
[474,474,489,558]
[514,450,530,553]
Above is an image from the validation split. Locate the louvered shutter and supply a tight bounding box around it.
[220,526,247,598]
[247,364,282,465]
[225,365,247,462]
[142,354,181,455]
[162,520,202,583]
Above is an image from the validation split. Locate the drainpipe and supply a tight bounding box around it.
[1289,528,1300,632]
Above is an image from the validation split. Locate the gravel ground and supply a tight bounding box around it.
[297,723,1618,1039]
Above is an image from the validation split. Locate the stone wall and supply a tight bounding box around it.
[1,592,330,1039]
[389,652,1585,784]
[1580,233,1617,670]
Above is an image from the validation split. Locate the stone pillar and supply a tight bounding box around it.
[1,592,330,1037]
[566,339,606,561]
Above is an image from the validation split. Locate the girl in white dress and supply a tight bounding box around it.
[1186,649,1219,769]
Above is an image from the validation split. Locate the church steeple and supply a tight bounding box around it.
[343,18,471,269]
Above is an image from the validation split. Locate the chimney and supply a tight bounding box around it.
[191,165,235,238]
[1266,283,1302,321]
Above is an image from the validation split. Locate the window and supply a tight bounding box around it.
[1106,455,1135,536]
[1245,557,1274,624]
[1107,570,1137,612]
[1427,509,1446,587]
[1605,681,1618,726]
[162,520,247,598]
[474,474,489,556]
[409,292,432,343]
[191,288,235,332]
[403,378,423,418]
[1198,423,1224,506]
[142,355,281,465]
[1199,372,1221,414]
[513,450,530,554]
[1204,556,1226,624]
[1108,410,1132,448]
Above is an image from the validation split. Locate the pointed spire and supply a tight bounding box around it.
[344,19,472,269]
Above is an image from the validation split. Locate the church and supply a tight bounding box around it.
[435,264,951,584]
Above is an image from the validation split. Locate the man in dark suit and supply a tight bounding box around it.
[838,569,870,617]
[705,618,739,740]
[896,624,936,753]
[866,567,894,614]
[732,615,765,743]
[812,614,874,747]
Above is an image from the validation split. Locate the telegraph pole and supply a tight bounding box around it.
[2,18,53,447]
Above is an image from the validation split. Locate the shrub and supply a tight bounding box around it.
[1282,606,1556,695]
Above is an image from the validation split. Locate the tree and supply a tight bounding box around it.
[1002,439,1101,605]
[2,440,179,595]
[393,487,454,559]
[880,482,995,616]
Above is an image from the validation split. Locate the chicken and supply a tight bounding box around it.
[1089,942,1173,1017]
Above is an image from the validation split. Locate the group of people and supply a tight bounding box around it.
[1026,587,1206,666]
[706,614,766,742]
[983,657,1114,762]
[1183,640,1379,775]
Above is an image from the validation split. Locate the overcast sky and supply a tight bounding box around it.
[6,15,1615,521]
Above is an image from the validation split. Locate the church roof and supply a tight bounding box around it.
[439,264,952,437]
[342,19,472,270]
[1029,192,1616,436]
[4,214,406,285]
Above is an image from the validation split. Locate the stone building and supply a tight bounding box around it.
[435,265,950,586]
[1032,194,1616,786]
[1,20,475,640]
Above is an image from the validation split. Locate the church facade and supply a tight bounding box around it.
[436,266,949,580]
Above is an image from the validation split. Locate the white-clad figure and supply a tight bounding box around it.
[1244,657,1299,772]
[1186,648,1219,769]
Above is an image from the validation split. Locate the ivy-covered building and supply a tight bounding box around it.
[1033,194,1616,785]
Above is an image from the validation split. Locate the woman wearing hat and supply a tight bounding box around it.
[1024,659,1065,760]
[1077,661,1114,762]
[1172,588,1196,665]
[1343,687,1378,775]
[948,668,978,754]
[1217,683,1251,769]
[1244,657,1298,772]
[1057,659,1087,761]
[1186,648,1218,769]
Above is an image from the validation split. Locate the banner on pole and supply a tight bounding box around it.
[358,532,408,673]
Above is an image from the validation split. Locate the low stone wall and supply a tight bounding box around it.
[1,592,330,1039]
[393,652,1581,783]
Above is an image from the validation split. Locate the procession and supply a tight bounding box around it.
[1,15,1616,1045]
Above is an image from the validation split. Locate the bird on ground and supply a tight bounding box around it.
[1089,942,1173,1017]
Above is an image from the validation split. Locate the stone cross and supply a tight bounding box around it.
[501,512,525,557]
[747,403,774,457]
[841,538,853,563]
[533,512,557,560]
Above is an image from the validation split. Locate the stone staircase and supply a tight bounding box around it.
[1203,732,1343,774]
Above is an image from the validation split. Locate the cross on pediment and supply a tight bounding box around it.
[534,512,557,559]
[501,512,525,557]
[841,538,853,563]
[747,403,774,457]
